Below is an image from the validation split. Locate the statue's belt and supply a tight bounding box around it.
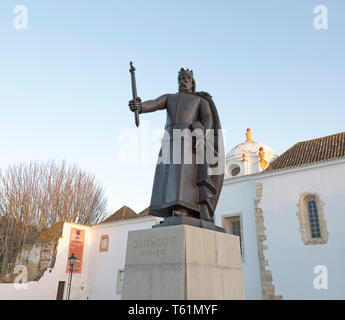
[164,122,205,131]
[164,123,192,130]
[162,123,205,143]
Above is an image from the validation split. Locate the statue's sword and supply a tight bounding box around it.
[129,61,140,127]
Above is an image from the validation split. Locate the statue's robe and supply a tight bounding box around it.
[141,91,224,222]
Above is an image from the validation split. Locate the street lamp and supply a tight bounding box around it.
[66,253,77,300]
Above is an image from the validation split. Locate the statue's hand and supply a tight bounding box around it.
[129,97,142,113]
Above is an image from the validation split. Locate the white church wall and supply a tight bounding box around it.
[86,216,160,300]
[0,222,91,300]
[259,159,345,299]
[215,178,262,300]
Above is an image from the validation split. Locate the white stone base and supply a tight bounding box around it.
[121,224,245,300]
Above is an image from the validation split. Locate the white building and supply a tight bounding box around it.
[0,207,160,300]
[1,129,344,300]
[216,129,345,299]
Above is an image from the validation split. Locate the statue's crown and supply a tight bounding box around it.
[178,68,194,79]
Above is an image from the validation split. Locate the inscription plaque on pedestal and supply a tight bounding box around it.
[121,225,245,300]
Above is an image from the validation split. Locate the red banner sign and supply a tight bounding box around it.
[66,228,85,274]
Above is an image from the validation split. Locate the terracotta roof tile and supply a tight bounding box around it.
[137,207,150,216]
[100,206,150,224]
[265,132,345,172]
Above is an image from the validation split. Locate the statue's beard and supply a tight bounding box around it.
[179,84,192,92]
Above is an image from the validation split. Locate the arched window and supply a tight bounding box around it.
[307,199,321,238]
[297,193,328,245]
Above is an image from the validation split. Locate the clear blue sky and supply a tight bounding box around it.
[0,0,344,217]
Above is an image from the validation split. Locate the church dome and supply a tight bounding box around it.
[226,140,276,159]
[225,128,278,178]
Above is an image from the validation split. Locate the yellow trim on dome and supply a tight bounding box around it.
[246,128,253,142]
[259,147,267,170]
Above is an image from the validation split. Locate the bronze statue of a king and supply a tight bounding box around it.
[129,68,224,230]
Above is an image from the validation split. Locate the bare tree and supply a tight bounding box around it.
[0,160,107,275]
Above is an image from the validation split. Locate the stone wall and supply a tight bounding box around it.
[254,182,282,300]
[0,221,64,283]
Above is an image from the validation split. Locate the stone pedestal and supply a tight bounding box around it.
[121,225,245,300]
